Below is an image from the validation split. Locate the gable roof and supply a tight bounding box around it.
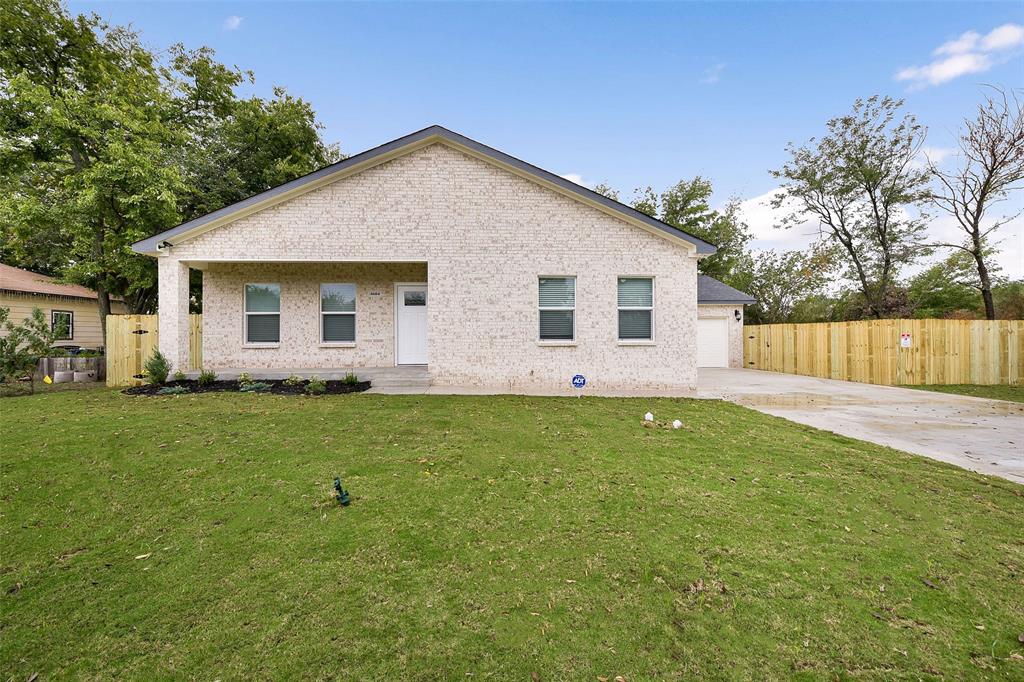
[0,263,115,301]
[697,275,755,304]
[132,125,718,256]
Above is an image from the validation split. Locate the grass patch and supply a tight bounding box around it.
[2,390,1023,679]
[904,384,1024,404]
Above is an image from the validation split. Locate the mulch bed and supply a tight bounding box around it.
[123,379,371,396]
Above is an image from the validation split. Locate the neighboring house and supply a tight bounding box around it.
[134,126,753,392]
[0,263,127,349]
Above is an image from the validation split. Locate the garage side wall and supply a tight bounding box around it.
[697,304,745,368]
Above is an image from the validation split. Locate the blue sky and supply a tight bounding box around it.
[73,1,1024,276]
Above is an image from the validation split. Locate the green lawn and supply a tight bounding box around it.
[2,389,1023,679]
[905,384,1024,404]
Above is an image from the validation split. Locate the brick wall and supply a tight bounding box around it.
[162,142,701,392]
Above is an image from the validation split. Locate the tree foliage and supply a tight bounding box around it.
[906,252,985,319]
[730,244,835,324]
[595,177,752,283]
[772,96,932,319]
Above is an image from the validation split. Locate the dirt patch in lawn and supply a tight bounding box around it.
[123,379,371,396]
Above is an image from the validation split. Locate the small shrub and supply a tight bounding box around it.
[237,371,253,384]
[144,349,171,385]
[1,307,62,394]
[342,372,359,386]
[240,381,272,393]
[283,374,305,386]
[172,370,186,382]
[305,376,326,395]
[197,369,217,386]
[156,385,189,395]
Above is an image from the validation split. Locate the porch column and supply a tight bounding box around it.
[158,257,191,372]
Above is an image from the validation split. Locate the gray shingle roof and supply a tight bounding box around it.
[697,275,755,304]
[132,125,718,255]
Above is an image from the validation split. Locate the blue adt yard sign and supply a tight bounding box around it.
[571,374,586,389]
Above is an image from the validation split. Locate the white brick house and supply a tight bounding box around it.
[134,126,752,393]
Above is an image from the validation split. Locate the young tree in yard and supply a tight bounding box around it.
[0,307,64,394]
[772,96,932,318]
[730,244,835,324]
[928,87,1024,319]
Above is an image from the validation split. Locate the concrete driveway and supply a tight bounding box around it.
[697,368,1024,484]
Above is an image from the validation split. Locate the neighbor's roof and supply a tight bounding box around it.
[697,275,755,304]
[0,263,110,300]
[132,125,718,256]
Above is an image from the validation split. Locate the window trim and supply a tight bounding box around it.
[538,275,576,344]
[51,310,74,341]
[617,276,655,343]
[319,283,357,347]
[243,283,281,347]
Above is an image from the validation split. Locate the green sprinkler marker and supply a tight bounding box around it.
[333,477,351,506]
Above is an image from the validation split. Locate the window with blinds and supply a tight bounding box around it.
[245,283,281,343]
[618,277,653,340]
[538,276,575,341]
[321,283,356,343]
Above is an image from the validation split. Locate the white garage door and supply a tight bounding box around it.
[697,318,730,367]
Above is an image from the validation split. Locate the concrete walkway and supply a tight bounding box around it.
[697,368,1024,484]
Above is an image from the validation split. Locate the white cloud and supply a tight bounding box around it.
[736,188,821,253]
[934,30,980,56]
[920,146,955,165]
[700,63,725,85]
[910,145,957,169]
[897,23,1023,89]
[981,23,1024,51]
[223,15,243,31]
[560,173,589,188]
[896,53,992,88]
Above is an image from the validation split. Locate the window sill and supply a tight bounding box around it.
[537,341,577,347]
[242,343,280,349]
[319,342,356,348]
[618,340,656,346]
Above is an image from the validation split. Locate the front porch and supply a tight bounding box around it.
[158,260,430,376]
[182,365,431,394]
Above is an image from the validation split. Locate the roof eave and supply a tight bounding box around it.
[132,125,718,256]
[698,298,755,305]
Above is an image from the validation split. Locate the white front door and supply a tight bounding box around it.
[396,284,428,365]
[697,317,730,367]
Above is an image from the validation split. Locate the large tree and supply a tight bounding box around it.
[1,0,185,329]
[0,0,340,326]
[927,87,1024,319]
[771,96,932,318]
[595,177,752,283]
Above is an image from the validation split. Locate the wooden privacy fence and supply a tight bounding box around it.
[105,314,202,387]
[744,319,1023,386]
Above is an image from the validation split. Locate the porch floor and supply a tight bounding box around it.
[183,366,431,394]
